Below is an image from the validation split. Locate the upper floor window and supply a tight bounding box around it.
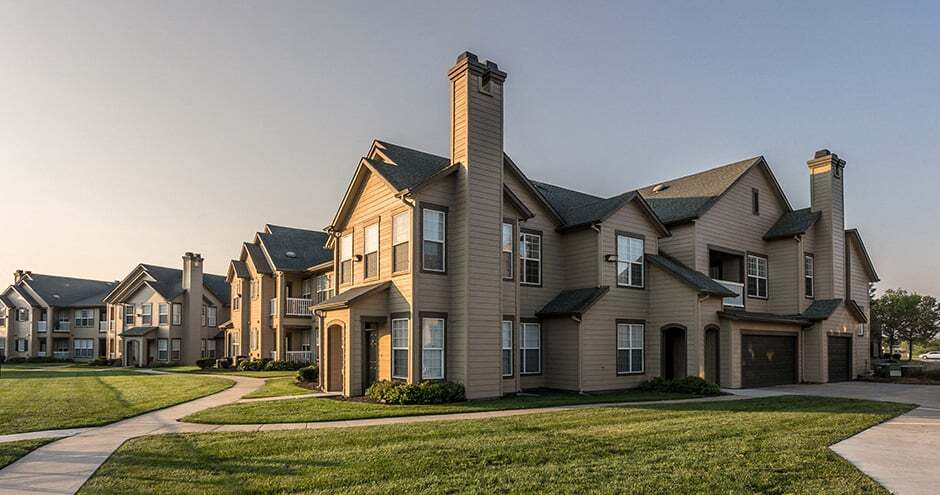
[364,223,379,279]
[751,189,760,215]
[124,304,134,325]
[301,278,313,300]
[616,322,644,374]
[339,233,353,285]
[746,254,768,299]
[422,208,446,272]
[201,304,207,326]
[315,274,333,304]
[520,232,542,286]
[207,306,217,327]
[391,318,408,380]
[392,212,410,273]
[501,223,514,280]
[141,304,152,325]
[158,303,169,324]
[804,255,814,299]
[616,234,644,288]
[16,308,28,322]
[75,309,94,327]
[172,303,182,325]
[501,320,513,376]
[421,317,445,379]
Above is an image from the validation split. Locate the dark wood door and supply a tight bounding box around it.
[327,326,344,392]
[827,336,852,382]
[364,330,378,388]
[705,328,719,385]
[662,328,687,380]
[741,334,797,388]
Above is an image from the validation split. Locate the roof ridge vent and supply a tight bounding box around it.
[651,183,670,193]
[285,251,297,258]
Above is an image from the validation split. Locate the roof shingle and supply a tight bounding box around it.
[258,225,332,272]
[17,274,116,308]
[764,208,821,240]
[647,255,736,298]
[536,287,610,318]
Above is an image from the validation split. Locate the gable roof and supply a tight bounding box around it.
[764,208,822,240]
[243,242,273,275]
[16,274,116,308]
[536,286,610,318]
[367,140,452,191]
[257,224,332,272]
[113,264,230,306]
[229,260,249,280]
[647,254,736,298]
[638,156,791,226]
[312,282,391,311]
[0,293,13,308]
[846,229,880,282]
[531,182,668,235]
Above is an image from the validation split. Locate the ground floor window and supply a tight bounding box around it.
[250,329,259,351]
[421,317,444,379]
[392,318,409,379]
[171,339,181,361]
[74,339,94,359]
[501,320,513,376]
[201,339,216,358]
[158,339,168,361]
[521,322,541,374]
[616,322,644,374]
[15,339,28,352]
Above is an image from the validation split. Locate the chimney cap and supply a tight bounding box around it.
[814,149,831,159]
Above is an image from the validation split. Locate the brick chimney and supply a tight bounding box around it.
[181,252,204,363]
[807,149,846,300]
[446,52,507,399]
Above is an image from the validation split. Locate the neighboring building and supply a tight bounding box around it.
[222,224,333,363]
[103,253,230,366]
[313,51,879,399]
[0,271,115,361]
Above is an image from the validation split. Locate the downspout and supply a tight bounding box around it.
[571,315,583,394]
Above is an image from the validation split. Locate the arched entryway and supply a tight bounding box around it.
[661,325,687,380]
[325,323,345,393]
[704,325,720,385]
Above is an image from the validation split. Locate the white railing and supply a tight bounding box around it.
[55,322,70,332]
[37,321,47,332]
[269,298,276,318]
[53,351,69,359]
[286,350,314,363]
[99,321,108,332]
[36,351,46,357]
[285,298,313,317]
[715,280,744,308]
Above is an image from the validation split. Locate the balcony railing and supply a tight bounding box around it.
[285,298,313,317]
[715,279,744,308]
[269,298,276,318]
[37,321,47,332]
[52,351,69,359]
[286,350,315,364]
[99,321,108,333]
[55,322,70,332]
[36,351,47,357]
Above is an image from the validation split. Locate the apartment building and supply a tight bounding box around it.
[0,271,115,360]
[103,253,230,366]
[313,52,878,399]
[222,224,333,363]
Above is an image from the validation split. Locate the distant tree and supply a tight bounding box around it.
[872,289,940,360]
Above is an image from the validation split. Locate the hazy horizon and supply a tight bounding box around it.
[2,1,938,295]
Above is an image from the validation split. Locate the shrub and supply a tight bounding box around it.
[635,376,721,396]
[89,357,118,367]
[215,357,232,369]
[237,358,271,372]
[296,365,318,383]
[196,358,216,370]
[151,361,180,368]
[365,380,466,405]
[263,360,306,371]
[4,357,26,364]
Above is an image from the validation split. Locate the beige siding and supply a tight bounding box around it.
[647,264,699,380]
[542,317,580,390]
[658,223,695,265]
[562,229,598,289]
[767,238,800,314]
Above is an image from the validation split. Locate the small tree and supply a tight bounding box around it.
[872,289,940,360]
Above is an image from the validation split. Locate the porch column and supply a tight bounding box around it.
[45,308,53,358]
[274,273,286,360]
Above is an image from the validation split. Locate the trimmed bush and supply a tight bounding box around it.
[296,365,318,383]
[89,357,118,367]
[263,360,307,371]
[635,376,721,396]
[237,358,272,372]
[365,380,466,405]
[196,358,216,370]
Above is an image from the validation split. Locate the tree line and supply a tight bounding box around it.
[872,288,940,360]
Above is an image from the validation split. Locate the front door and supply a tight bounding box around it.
[662,327,687,380]
[364,327,379,389]
[704,328,719,385]
[327,325,344,392]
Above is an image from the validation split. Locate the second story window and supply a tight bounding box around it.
[207,306,217,327]
[804,255,814,299]
[502,223,514,279]
[422,208,446,272]
[364,223,379,279]
[75,309,94,327]
[158,304,169,324]
[520,231,542,286]
[172,303,182,325]
[339,234,353,285]
[201,305,207,326]
[302,279,313,300]
[124,304,134,325]
[616,234,645,288]
[315,274,333,304]
[141,304,152,325]
[746,254,768,299]
[392,212,409,273]
[752,189,760,215]
[16,308,28,322]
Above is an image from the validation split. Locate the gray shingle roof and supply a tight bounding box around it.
[139,265,230,306]
[368,140,451,191]
[764,208,821,240]
[638,157,762,225]
[230,260,249,279]
[647,254,736,298]
[120,326,157,337]
[17,274,116,308]
[802,298,842,321]
[531,181,646,231]
[204,274,231,305]
[243,243,272,274]
[0,293,13,308]
[718,309,810,325]
[11,284,41,307]
[536,286,610,318]
[258,225,332,272]
[846,299,869,323]
[312,282,391,311]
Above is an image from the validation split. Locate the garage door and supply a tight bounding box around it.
[827,336,852,383]
[741,334,797,388]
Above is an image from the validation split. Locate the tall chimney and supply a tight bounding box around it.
[182,252,204,363]
[13,270,24,284]
[446,52,507,399]
[808,149,846,300]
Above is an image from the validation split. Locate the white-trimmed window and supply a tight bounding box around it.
[616,323,644,374]
[422,208,446,272]
[0,308,6,327]
[804,255,814,298]
[124,304,135,325]
[207,306,217,327]
[171,338,181,361]
[158,304,169,324]
[339,233,353,284]
[520,232,542,286]
[0,336,5,352]
[172,303,182,325]
[616,234,645,288]
[15,338,28,352]
[74,339,94,359]
[250,329,259,351]
[141,304,152,325]
[364,223,379,279]
[502,223,514,279]
[301,279,313,300]
[16,308,28,322]
[421,317,445,379]
[746,254,768,298]
[75,309,94,327]
[158,339,168,361]
[201,339,217,358]
[501,320,513,376]
[315,274,332,304]
[392,212,410,273]
[521,322,541,374]
[391,318,408,379]
[201,305,207,326]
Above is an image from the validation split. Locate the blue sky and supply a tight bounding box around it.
[1,1,937,294]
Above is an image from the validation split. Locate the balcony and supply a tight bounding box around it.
[52,351,70,360]
[286,350,315,363]
[38,321,47,332]
[715,279,744,308]
[285,298,313,317]
[99,321,108,333]
[55,322,70,332]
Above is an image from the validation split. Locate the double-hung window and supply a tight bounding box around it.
[74,339,94,359]
[501,320,513,376]
[392,212,410,273]
[16,339,28,353]
[421,317,444,379]
[171,338,181,361]
[339,234,353,284]
[501,223,514,279]
[746,254,769,298]
[364,223,379,279]
[616,322,644,374]
[201,305,207,326]
[422,208,446,272]
[158,304,169,324]
[519,232,542,286]
[804,255,814,299]
[141,304,152,325]
[16,308,28,322]
[315,274,332,304]
[616,234,644,288]
[75,309,94,327]
[158,339,168,361]
[124,304,135,325]
[172,303,182,325]
[391,318,408,379]
[521,322,541,374]
[301,279,313,300]
[207,306,217,327]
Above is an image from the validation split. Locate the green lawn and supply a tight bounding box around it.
[184,389,697,424]
[0,368,232,435]
[161,365,296,379]
[0,439,54,469]
[242,377,315,399]
[81,396,911,494]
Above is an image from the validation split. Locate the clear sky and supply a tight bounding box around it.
[1,1,937,294]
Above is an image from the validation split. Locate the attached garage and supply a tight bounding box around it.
[741,333,798,388]
[827,336,852,382]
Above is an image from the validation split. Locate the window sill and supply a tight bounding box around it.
[746,295,769,300]
[420,269,447,275]
[502,374,514,378]
[520,372,542,376]
[520,283,542,288]
[616,284,645,290]
[391,270,411,277]
[616,371,645,376]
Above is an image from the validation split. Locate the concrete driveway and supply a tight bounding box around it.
[735,382,940,495]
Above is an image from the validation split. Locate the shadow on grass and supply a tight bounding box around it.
[0,370,139,380]
[618,395,915,416]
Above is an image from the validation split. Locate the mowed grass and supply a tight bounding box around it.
[242,377,315,399]
[81,396,911,494]
[185,389,698,424]
[0,439,54,469]
[161,365,296,379]
[0,368,232,435]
